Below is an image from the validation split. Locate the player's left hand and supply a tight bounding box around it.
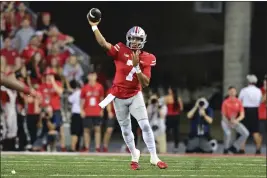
[132,50,141,67]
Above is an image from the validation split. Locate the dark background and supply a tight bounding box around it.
[30,1,267,88]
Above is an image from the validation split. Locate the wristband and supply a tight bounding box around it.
[135,64,141,74]
[92,25,98,32]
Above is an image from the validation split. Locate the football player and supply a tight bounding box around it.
[87,17,168,169]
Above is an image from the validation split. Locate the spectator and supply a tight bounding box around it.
[47,43,70,67]
[1,11,6,46]
[26,52,43,88]
[14,17,35,52]
[15,2,31,28]
[102,88,116,152]
[35,31,45,49]
[32,106,58,152]
[37,12,52,32]
[36,12,52,51]
[186,97,214,153]
[63,55,84,85]
[38,68,65,151]
[15,71,28,151]
[165,87,183,153]
[147,95,167,154]
[68,80,82,151]
[46,25,74,51]
[80,71,104,152]
[50,57,63,81]
[24,85,41,146]
[0,37,21,71]
[1,2,16,38]
[221,86,249,154]
[239,75,262,154]
[258,77,266,143]
[21,35,45,64]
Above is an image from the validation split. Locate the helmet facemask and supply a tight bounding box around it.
[126,26,147,50]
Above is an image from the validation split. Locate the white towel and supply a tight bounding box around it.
[99,94,115,109]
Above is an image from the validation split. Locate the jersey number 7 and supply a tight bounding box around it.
[126,67,136,81]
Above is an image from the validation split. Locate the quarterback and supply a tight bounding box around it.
[87,13,167,170]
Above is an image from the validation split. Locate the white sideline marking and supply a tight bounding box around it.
[3,163,266,170]
[2,160,266,167]
[1,151,266,158]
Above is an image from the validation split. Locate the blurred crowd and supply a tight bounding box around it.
[0,1,80,151]
[0,2,266,154]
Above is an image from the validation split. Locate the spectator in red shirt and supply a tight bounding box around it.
[102,88,116,152]
[221,86,249,154]
[15,2,31,28]
[80,71,104,152]
[46,25,74,51]
[38,68,66,151]
[0,37,21,71]
[46,43,70,67]
[21,35,45,64]
[25,86,42,146]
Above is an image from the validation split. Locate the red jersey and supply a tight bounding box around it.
[21,45,45,64]
[27,89,41,115]
[15,13,31,28]
[222,97,244,120]
[167,103,181,115]
[258,87,266,120]
[46,33,68,47]
[0,48,19,66]
[81,82,104,116]
[27,102,35,114]
[38,81,62,111]
[107,43,156,99]
[46,50,70,67]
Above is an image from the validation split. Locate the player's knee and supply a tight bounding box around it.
[123,130,130,136]
[139,120,150,132]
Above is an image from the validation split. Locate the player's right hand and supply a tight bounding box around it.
[87,14,101,26]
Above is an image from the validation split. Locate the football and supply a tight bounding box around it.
[87,8,101,23]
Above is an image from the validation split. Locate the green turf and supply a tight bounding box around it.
[1,154,266,178]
